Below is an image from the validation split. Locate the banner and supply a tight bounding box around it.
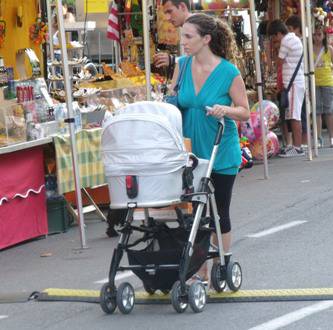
[84,0,109,13]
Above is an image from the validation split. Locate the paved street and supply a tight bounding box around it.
[1,148,333,329]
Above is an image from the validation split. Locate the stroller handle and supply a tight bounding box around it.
[214,118,225,146]
[205,106,225,146]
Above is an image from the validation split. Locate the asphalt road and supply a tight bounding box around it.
[1,148,333,329]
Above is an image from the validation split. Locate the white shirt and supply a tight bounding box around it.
[279,32,305,87]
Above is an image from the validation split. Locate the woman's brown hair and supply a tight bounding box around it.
[185,13,240,66]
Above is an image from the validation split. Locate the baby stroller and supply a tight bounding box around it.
[100,101,242,314]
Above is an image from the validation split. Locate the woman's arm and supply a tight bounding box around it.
[207,75,250,121]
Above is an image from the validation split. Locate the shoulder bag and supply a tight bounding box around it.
[279,54,303,109]
[163,57,190,108]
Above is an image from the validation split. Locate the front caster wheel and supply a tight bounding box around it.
[171,281,188,313]
[226,261,242,292]
[211,262,227,293]
[116,282,135,314]
[100,283,117,314]
[188,281,206,313]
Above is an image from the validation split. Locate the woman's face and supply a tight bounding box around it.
[181,22,209,55]
[313,29,324,44]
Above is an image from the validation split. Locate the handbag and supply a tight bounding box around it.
[163,57,189,108]
[279,54,303,109]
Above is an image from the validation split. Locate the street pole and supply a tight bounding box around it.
[56,0,87,249]
[249,0,269,179]
[142,0,152,100]
[305,0,318,157]
[300,0,313,160]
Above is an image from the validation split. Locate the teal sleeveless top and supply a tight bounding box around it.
[178,56,241,175]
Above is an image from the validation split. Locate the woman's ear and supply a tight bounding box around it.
[203,34,211,44]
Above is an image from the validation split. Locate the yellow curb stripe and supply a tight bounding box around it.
[41,288,333,300]
[208,288,333,299]
[43,289,100,298]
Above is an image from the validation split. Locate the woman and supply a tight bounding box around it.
[170,13,250,280]
[313,27,333,148]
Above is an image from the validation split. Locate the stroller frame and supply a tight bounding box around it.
[101,119,242,314]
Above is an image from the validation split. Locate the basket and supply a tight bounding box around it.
[127,227,210,291]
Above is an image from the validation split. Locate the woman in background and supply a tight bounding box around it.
[313,27,333,148]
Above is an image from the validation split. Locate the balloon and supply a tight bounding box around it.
[240,111,268,142]
[249,131,280,160]
[251,111,268,140]
[250,100,280,130]
[240,119,256,142]
[267,131,280,156]
[208,1,228,10]
[229,0,249,9]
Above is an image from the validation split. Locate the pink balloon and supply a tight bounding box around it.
[250,100,280,130]
[267,131,280,156]
[240,119,256,142]
[250,112,267,140]
[249,131,280,160]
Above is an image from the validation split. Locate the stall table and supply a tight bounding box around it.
[0,138,51,250]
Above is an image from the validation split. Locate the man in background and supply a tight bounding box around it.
[153,0,191,70]
[268,19,305,157]
[285,15,308,149]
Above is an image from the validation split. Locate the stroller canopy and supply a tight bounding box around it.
[102,101,188,176]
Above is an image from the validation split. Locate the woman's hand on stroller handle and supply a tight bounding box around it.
[205,106,225,126]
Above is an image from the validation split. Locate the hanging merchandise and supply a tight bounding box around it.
[0,1,6,48]
[124,0,132,26]
[17,2,23,27]
[29,1,48,46]
[313,7,328,27]
[280,0,300,19]
[29,16,48,45]
[131,0,143,36]
[255,0,268,15]
[322,0,333,26]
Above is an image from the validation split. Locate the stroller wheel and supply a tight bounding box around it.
[171,281,188,313]
[211,263,227,293]
[188,281,206,313]
[226,261,242,292]
[100,283,117,314]
[143,283,156,295]
[116,282,135,314]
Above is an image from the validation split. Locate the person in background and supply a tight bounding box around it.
[275,41,293,151]
[268,19,305,157]
[171,13,250,281]
[313,27,333,148]
[285,15,308,149]
[64,5,76,24]
[153,0,191,71]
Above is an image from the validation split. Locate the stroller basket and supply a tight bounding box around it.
[127,227,211,291]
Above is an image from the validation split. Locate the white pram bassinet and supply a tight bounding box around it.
[101,101,208,208]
